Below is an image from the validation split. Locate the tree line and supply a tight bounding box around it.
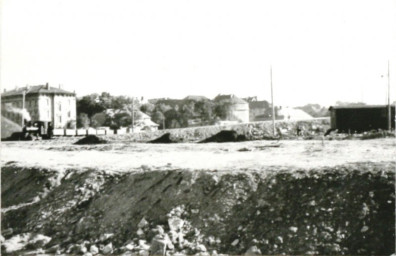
[76,93,232,129]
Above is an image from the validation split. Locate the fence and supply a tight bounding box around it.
[53,128,114,136]
[52,127,137,136]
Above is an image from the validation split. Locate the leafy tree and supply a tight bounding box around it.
[77,113,90,128]
[140,103,155,116]
[195,100,215,124]
[151,110,165,129]
[91,112,107,127]
[214,101,231,120]
[113,112,132,127]
[180,101,195,126]
[98,92,113,109]
[77,94,104,118]
[164,109,182,128]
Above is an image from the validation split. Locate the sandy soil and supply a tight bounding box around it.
[2,138,395,172]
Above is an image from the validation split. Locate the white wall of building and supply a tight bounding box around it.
[53,95,76,128]
[229,103,249,123]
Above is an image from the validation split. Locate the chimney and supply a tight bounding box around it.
[3,89,6,93]
[46,83,49,89]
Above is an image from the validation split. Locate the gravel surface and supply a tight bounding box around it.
[1,138,395,172]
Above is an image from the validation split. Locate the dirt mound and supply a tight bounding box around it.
[148,133,181,143]
[74,135,107,145]
[2,162,394,255]
[200,130,247,143]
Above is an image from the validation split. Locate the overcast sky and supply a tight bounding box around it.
[1,0,396,106]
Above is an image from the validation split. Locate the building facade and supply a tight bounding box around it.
[1,84,76,129]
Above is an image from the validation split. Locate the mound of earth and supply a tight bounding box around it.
[148,133,181,144]
[2,162,394,255]
[75,135,107,145]
[200,130,247,143]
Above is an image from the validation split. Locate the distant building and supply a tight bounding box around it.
[134,111,159,131]
[277,106,313,121]
[329,105,395,132]
[183,95,209,101]
[102,109,159,131]
[248,100,270,121]
[1,84,76,129]
[214,94,249,123]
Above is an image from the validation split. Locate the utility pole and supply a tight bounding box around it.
[270,66,276,136]
[387,60,391,131]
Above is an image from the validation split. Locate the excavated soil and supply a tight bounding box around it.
[75,135,108,145]
[1,161,395,255]
[199,130,247,143]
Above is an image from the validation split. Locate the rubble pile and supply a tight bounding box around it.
[148,133,183,144]
[1,161,394,255]
[75,135,108,145]
[199,130,247,143]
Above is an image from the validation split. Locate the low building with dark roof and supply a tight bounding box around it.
[1,83,76,129]
[329,105,395,132]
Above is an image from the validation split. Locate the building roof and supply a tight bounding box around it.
[329,105,394,110]
[213,94,247,104]
[277,107,313,120]
[1,85,75,97]
[249,101,270,109]
[183,95,209,101]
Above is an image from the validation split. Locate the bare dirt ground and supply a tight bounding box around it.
[2,138,395,172]
[1,138,395,255]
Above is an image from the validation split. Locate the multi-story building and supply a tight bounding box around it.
[1,83,76,129]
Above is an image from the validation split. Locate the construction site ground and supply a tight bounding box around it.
[2,138,395,171]
[1,137,395,255]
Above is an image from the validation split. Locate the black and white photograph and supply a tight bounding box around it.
[1,0,395,255]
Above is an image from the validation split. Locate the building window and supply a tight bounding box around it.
[68,111,71,118]
[58,104,61,111]
[47,99,49,106]
[58,116,62,123]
